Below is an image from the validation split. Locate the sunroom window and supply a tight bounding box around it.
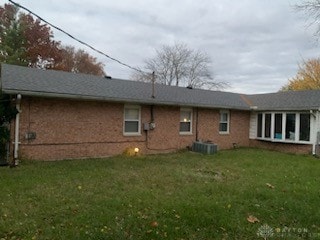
[285,114,295,140]
[299,114,310,141]
[264,113,271,138]
[256,112,311,143]
[257,113,263,138]
[274,113,282,139]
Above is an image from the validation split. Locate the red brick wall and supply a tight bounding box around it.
[249,140,312,154]
[17,97,251,160]
[19,98,147,160]
[144,105,193,152]
[196,109,250,149]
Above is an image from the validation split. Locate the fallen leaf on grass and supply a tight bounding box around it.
[150,221,158,227]
[247,215,260,223]
[266,183,275,189]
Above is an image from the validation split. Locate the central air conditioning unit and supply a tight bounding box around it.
[192,141,218,154]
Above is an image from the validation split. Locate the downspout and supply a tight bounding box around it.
[312,130,316,155]
[311,109,319,156]
[195,108,199,141]
[14,94,22,165]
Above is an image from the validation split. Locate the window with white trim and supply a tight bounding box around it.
[274,113,283,139]
[264,113,271,138]
[256,112,311,143]
[299,114,310,141]
[179,108,192,134]
[285,113,295,140]
[219,110,230,134]
[123,105,141,135]
[257,113,263,138]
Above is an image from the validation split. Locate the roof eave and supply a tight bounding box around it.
[251,107,320,111]
[2,89,251,111]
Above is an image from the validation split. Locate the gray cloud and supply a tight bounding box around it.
[3,0,319,93]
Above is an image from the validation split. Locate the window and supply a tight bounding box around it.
[256,112,311,143]
[124,105,141,135]
[299,114,310,141]
[274,113,282,139]
[180,108,192,134]
[257,113,263,138]
[285,113,295,140]
[264,113,271,138]
[219,110,230,134]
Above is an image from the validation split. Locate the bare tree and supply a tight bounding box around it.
[132,43,228,89]
[295,0,320,37]
[147,43,191,86]
[187,50,226,89]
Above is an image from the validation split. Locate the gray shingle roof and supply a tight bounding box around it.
[246,91,320,111]
[0,63,250,110]
[1,63,320,111]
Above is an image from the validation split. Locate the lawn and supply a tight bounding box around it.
[0,148,320,240]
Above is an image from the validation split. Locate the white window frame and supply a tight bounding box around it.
[256,112,311,144]
[219,110,230,134]
[123,105,141,136]
[179,108,193,135]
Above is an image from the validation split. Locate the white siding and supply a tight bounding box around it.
[317,111,320,134]
[249,113,257,139]
[316,111,320,143]
[310,111,320,143]
[312,110,320,155]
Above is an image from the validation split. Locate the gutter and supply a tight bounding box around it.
[13,94,21,165]
[2,89,251,111]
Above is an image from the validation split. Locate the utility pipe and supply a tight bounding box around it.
[14,94,21,165]
[312,109,320,156]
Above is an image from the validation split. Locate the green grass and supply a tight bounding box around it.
[1,148,320,239]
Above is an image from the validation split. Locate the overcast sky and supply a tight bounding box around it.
[2,0,319,94]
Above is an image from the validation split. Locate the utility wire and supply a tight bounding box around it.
[8,0,147,74]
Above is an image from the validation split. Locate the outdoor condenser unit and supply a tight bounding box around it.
[192,141,218,154]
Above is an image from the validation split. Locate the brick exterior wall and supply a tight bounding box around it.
[15,97,252,160]
[196,109,250,149]
[249,139,312,154]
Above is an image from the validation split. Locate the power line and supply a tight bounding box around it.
[8,0,147,74]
